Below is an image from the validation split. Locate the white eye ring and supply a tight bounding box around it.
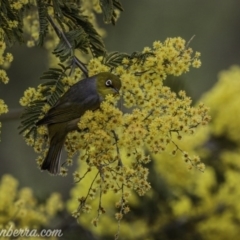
[105,79,112,87]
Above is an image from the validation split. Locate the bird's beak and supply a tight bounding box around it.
[113,88,120,95]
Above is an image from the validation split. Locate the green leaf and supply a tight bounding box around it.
[0,0,24,44]
[129,51,155,64]
[113,0,124,11]
[36,0,49,46]
[100,0,114,24]
[52,0,63,18]
[100,0,123,25]
[52,29,89,61]
[61,3,106,57]
[103,51,129,68]
[19,66,68,138]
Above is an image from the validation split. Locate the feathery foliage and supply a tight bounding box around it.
[53,29,89,61]
[102,51,155,69]
[0,0,24,44]
[36,0,49,46]
[19,65,68,138]
[100,0,124,25]
[16,0,123,138]
[60,2,106,57]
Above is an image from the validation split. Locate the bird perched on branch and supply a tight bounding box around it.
[36,72,121,175]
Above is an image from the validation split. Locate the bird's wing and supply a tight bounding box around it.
[37,94,100,125]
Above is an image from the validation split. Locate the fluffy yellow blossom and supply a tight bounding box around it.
[0,99,8,115]
[11,2,23,10]
[202,66,240,142]
[9,0,28,10]
[0,69,9,83]
[192,58,202,68]
[0,29,13,82]
[88,58,110,76]
[0,41,6,55]
[130,64,240,240]
[62,76,78,86]
[8,20,19,29]
[45,193,63,217]
[0,174,63,235]
[20,36,209,234]
[19,87,44,106]
[0,99,8,139]
[22,3,41,48]
[4,52,13,63]
[21,0,29,4]
[27,40,35,47]
[64,38,209,230]
[10,0,240,237]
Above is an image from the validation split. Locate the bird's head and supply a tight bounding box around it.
[96,72,122,99]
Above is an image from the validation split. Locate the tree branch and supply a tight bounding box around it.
[0,108,23,122]
[47,15,89,78]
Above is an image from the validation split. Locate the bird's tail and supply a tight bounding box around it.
[41,133,65,175]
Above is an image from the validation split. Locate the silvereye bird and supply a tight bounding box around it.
[36,72,121,175]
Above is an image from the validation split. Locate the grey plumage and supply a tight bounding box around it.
[36,72,121,175]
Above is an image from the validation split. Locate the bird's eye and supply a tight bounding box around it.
[105,79,112,87]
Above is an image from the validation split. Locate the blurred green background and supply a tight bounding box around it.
[1,0,240,201]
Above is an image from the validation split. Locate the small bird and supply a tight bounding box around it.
[36,72,121,175]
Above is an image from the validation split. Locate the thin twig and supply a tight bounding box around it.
[171,139,204,172]
[186,35,196,49]
[143,109,154,121]
[115,184,125,240]
[77,171,99,212]
[74,167,91,184]
[47,15,89,77]
[96,175,103,222]
[112,130,123,166]
[0,108,23,122]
